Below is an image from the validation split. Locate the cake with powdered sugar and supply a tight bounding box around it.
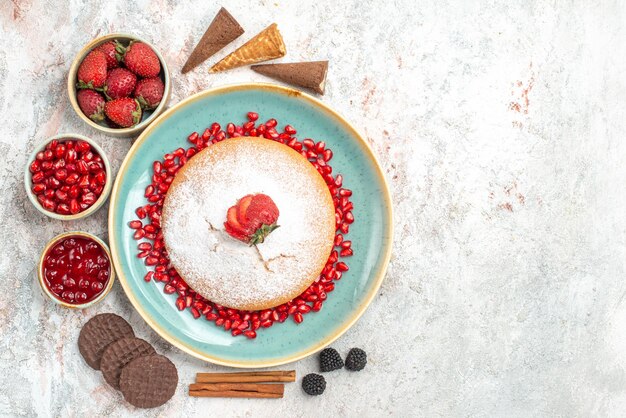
[161,136,335,311]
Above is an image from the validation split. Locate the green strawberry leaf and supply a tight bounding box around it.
[249,223,280,246]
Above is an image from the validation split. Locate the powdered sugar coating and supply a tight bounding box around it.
[161,137,335,310]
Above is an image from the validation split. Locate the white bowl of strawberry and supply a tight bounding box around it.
[24,133,112,220]
[67,33,171,138]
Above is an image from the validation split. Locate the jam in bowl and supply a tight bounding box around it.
[38,232,115,308]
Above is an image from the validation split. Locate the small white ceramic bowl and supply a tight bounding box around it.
[24,133,112,220]
[67,33,171,138]
[38,231,115,309]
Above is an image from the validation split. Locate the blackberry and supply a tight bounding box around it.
[319,347,344,372]
[302,373,326,396]
[345,348,367,371]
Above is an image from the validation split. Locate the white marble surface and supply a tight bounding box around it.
[2,0,626,416]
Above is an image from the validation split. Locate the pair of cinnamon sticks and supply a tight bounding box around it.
[188,370,296,398]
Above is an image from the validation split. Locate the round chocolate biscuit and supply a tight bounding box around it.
[100,337,155,389]
[78,313,134,370]
[120,354,178,408]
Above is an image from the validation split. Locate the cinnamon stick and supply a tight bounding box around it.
[195,370,296,383]
[189,382,284,398]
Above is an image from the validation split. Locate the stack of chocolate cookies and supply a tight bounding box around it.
[78,313,178,408]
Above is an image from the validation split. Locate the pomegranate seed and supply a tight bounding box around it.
[303,138,315,149]
[141,254,157,264]
[76,160,89,174]
[284,125,296,134]
[66,149,77,162]
[247,112,259,121]
[344,212,354,224]
[54,189,68,202]
[175,298,185,311]
[191,308,201,319]
[210,122,221,135]
[293,313,303,324]
[336,262,349,272]
[244,330,257,339]
[144,271,154,282]
[43,149,54,160]
[32,171,45,183]
[341,240,351,249]
[323,149,333,161]
[56,203,70,214]
[54,169,68,181]
[265,118,277,128]
[69,199,80,214]
[261,319,273,328]
[29,160,41,173]
[65,173,79,185]
[35,152,45,161]
[315,141,326,153]
[188,132,199,143]
[145,185,154,197]
[334,234,344,246]
[231,328,243,336]
[32,183,46,194]
[81,192,96,205]
[340,248,353,257]
[94,170,106,185]
[129,220,142,229]
[42,199,56,212]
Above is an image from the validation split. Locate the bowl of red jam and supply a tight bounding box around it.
[38,231,115,308]
[25,133,112,220]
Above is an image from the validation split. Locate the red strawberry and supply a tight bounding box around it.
[134,77,164,109]
[116,41,161,78]
[96,41,119,69]
[77,50,107,89]
[76,89,105,122]
[224,194,280,244]
[104,68,137,100]
[224,206,249,241]
[104,98,142,128]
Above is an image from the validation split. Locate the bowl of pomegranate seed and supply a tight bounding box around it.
[67,33,171,138]
[24,133,112,220]
[38,231,115,308]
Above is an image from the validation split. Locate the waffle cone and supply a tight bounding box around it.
[251,61,328,94]
[209,23,286,73]
[182,7,244,74]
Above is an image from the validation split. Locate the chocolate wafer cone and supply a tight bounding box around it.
[251,61,329,95]
[182,7,244,74]
[209,23,286,73]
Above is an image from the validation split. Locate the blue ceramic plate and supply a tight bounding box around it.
[108,83,393,367]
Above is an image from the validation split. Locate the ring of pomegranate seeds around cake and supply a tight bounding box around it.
[129,114,354,339]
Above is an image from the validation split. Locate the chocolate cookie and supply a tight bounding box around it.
[78,313,134,370]
[120,354,178,408]
[100,337,155,389]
